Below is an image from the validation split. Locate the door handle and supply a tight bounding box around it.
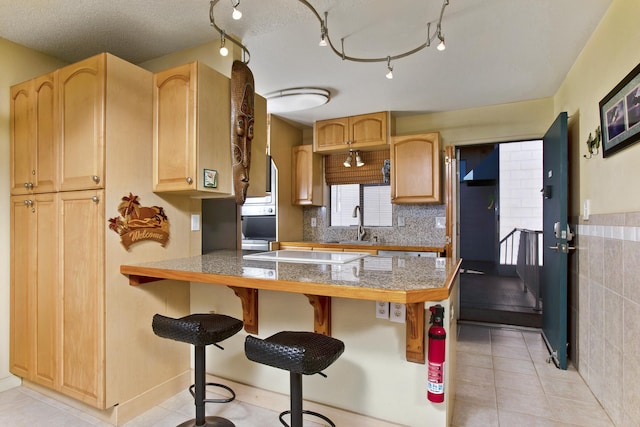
[548,244,575,253]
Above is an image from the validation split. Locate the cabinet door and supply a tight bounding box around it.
[33,75,58,194]
[10,81,35,195]
[313,117,349,152]
[9,194,58,387]
[153,62,197,192]
[32,194,59,388]
[59,54,105,192]
[292,145,323,206]
[10,74,58,195]
[391,133,441,203]
[350,111,388,149]
[9,196,36,379]
[58,190,105,408]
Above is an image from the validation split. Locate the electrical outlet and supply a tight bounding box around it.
[375,301,389,319]
[191,214,200,231]
[398,216,405,227]
[311,217,317,227]
[390,303,406,323]
[435,217,446,229]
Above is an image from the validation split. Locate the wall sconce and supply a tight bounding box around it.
[584,126,601,159]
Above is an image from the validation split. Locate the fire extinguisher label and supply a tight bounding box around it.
[427,361,445,394]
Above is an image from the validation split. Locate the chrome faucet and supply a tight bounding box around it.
[352,205,366,241]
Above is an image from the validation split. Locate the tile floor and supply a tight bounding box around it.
[453,323,614,427]
[0,323,614,427]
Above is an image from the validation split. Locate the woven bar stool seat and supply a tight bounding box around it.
[245,331,344,427]
[153,313,243,427]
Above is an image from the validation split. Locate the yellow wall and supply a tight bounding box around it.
[395,97,554,146]
[555,0,640,215]
[0,38,66,390]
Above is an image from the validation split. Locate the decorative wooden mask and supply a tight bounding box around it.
[230,60,255,204]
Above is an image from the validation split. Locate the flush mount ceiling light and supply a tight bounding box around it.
[209,0,451,77]
[265,87,330,113]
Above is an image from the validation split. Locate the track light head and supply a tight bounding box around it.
[386,56,393,79]
[355,151,365,167]
[219,33,229,56]
[437,31,446,51]
[232,1,242,20]
[343,151,353,167]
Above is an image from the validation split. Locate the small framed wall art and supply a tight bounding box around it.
[600,61,640,157]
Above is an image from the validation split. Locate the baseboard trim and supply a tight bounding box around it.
[206,373,405,427]
[0,375,22,392]
[22,370,191,426]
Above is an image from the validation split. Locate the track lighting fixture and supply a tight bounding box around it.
[209,0,451,75]
[219,32,229,56]
[386,56,394,80]
[232,0,242,20]
[343,149,364,167]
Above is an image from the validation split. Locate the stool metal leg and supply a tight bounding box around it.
[278,372,336,427]
[177,345,235,427]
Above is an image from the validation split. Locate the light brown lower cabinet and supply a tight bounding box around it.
[10,193,59,389]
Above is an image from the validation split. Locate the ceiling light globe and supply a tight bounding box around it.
[437,40,446,51]
[319,37,327,47]
[219,46,229,56]
[386,70,394,79]
[232,8,242,20]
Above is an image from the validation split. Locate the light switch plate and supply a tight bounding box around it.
[191,214,200,231]
[375,301,390,319]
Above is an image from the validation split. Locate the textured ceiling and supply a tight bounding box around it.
[0,0,612,126]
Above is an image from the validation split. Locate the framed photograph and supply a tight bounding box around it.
[203,169,218,188]
[600,62,640,157]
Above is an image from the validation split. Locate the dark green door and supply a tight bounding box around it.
[541,112,570,369]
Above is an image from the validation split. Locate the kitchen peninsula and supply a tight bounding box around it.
[121,249,460,426]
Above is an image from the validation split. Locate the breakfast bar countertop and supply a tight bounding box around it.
[120,249,461,303]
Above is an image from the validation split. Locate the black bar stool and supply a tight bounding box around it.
[152,313,243,427]
[244,331,345,427]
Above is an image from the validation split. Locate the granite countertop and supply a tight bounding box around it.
[120,249,460,302]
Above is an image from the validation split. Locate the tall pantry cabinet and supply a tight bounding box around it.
[9,53,191,419]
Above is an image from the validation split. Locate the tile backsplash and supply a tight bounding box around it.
[302,203,446,247]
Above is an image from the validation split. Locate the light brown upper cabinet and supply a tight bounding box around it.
[10,74,57,195]
[58,55,106,192]
[390,133,441,204]
[313,111,391,153]
[292,145,323,206]
[152,61,266,197]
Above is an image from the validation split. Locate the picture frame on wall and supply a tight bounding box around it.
[600,61,640,157]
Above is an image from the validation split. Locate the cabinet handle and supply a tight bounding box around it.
[24,182,34,189]
[23,199,33,207]
[186,177,193,184]
[92,175,101,184]
[92,196,100,203]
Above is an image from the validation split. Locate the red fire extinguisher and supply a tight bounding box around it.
[427,304,446,403]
